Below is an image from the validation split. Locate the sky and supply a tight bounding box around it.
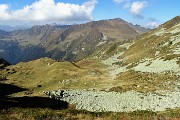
[0,0,179,28]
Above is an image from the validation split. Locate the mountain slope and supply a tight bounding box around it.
[11,25,63,46]
[123,16,180,65]
[96,16,180,81]
[73,16,180,93]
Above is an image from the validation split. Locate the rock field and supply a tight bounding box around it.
[46,89,180,112]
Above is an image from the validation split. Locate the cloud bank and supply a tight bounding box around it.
[0,0,97,25]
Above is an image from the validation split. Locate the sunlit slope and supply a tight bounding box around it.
[2,57,110,96]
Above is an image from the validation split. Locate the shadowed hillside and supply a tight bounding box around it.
[0,83,26,96]
[0,58,11,69]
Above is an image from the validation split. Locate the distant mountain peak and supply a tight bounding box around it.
[49,22,58,26]
[0,25,30,31]
[109,18,126,22]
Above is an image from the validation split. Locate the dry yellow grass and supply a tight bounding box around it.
[1,57,111,97]
[1,56,179,97]
[111,70,180,93]
[122,22,180,65]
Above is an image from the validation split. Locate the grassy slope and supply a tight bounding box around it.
[1,58,180,119]
[122,17,180,64]
[1,57,110,97]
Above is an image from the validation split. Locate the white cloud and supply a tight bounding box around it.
[0,4,11,20]
[145,21,160,28]
[113,0,124,3]
[130,1,148,18]
[0,0,97,25]
[112,0,148,19]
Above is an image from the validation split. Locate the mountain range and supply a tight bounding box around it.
[0,18,148,64]
[0,25,31,32]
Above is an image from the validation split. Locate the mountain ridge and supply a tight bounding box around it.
[0,18,148,64]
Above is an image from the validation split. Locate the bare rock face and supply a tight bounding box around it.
[46,89,180,112]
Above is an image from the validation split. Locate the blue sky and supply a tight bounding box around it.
[0,0,179,28]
